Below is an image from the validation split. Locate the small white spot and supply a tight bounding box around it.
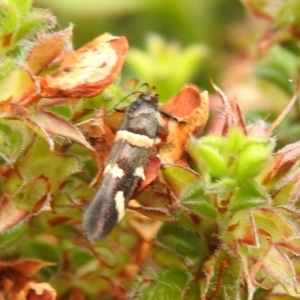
[103,164,112,175]
[110,164,124,178]
[115,130,154,148]
[134,166,145,180]
[154,137,161,144]
[155,111,165,127]
[115,191,125,221]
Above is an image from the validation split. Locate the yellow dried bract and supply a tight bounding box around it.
[39,33,128,98]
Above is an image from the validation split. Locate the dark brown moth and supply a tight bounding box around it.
[83,91,160,243]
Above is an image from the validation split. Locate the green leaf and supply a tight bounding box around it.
[180,182,217,219]
[152,247,186,269]
[0,222,28,252]
[2,137,80,219]
[281,41,300,57]
[183,282,200,300]
[235,144,272,179]
[198,144,227,178]
[0,66,37,103]
[253,209,296,241]
[195,135,225,149]
[223,127,245,154]
[21,240,61,277]
[172,209,199,231]
[131,206,171,222]
[0,189,30,234]
[261,245,296,287]
[161,165,199,197]
[279,237,300,256]
[23,118,55,151]
[228,179,269,213]
[209,178,238,194]
[136,269,189,300]
[227,211,258,247]
[10,176,49,211]
[0,57,16,79]
[187,137,226,176]
[0,121,25,164]
[157,223,203,260]
[30,111,94,151]
[277,0,300,27]
[272,181,294,206]
[244,136,273,146]
[48,105,72,119]
[0,2,19,36]
[70,246,95,269]
[18,138,80,189]
[254,61,294,94]
[10,0,32,17]
[13,8,56,43]
[202,250,243,300]
[25,25,72,75]
[181,198,217,219]
[136,189,170,210]
[46,220,81,240]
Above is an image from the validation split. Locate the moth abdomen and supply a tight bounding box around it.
[83,183,121,243]
[83,146,150,242]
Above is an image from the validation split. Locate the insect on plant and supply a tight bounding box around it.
[83,89,163,243]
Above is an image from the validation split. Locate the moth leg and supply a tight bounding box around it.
[115,107,126,113]
[159,109,186,123]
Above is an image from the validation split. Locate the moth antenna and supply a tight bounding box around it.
[150,85,157,94]
[76,91,140,126]
[108,83,156,118]
[139,82,150,91]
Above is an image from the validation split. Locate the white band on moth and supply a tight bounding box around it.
[115,130,154,148]
[103,163,124,178]
[114,191,125,221]
[134,166,145,180]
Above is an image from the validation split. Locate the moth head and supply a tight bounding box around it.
[138,91,158,104]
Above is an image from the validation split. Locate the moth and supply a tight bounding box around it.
[83,91,160,243]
